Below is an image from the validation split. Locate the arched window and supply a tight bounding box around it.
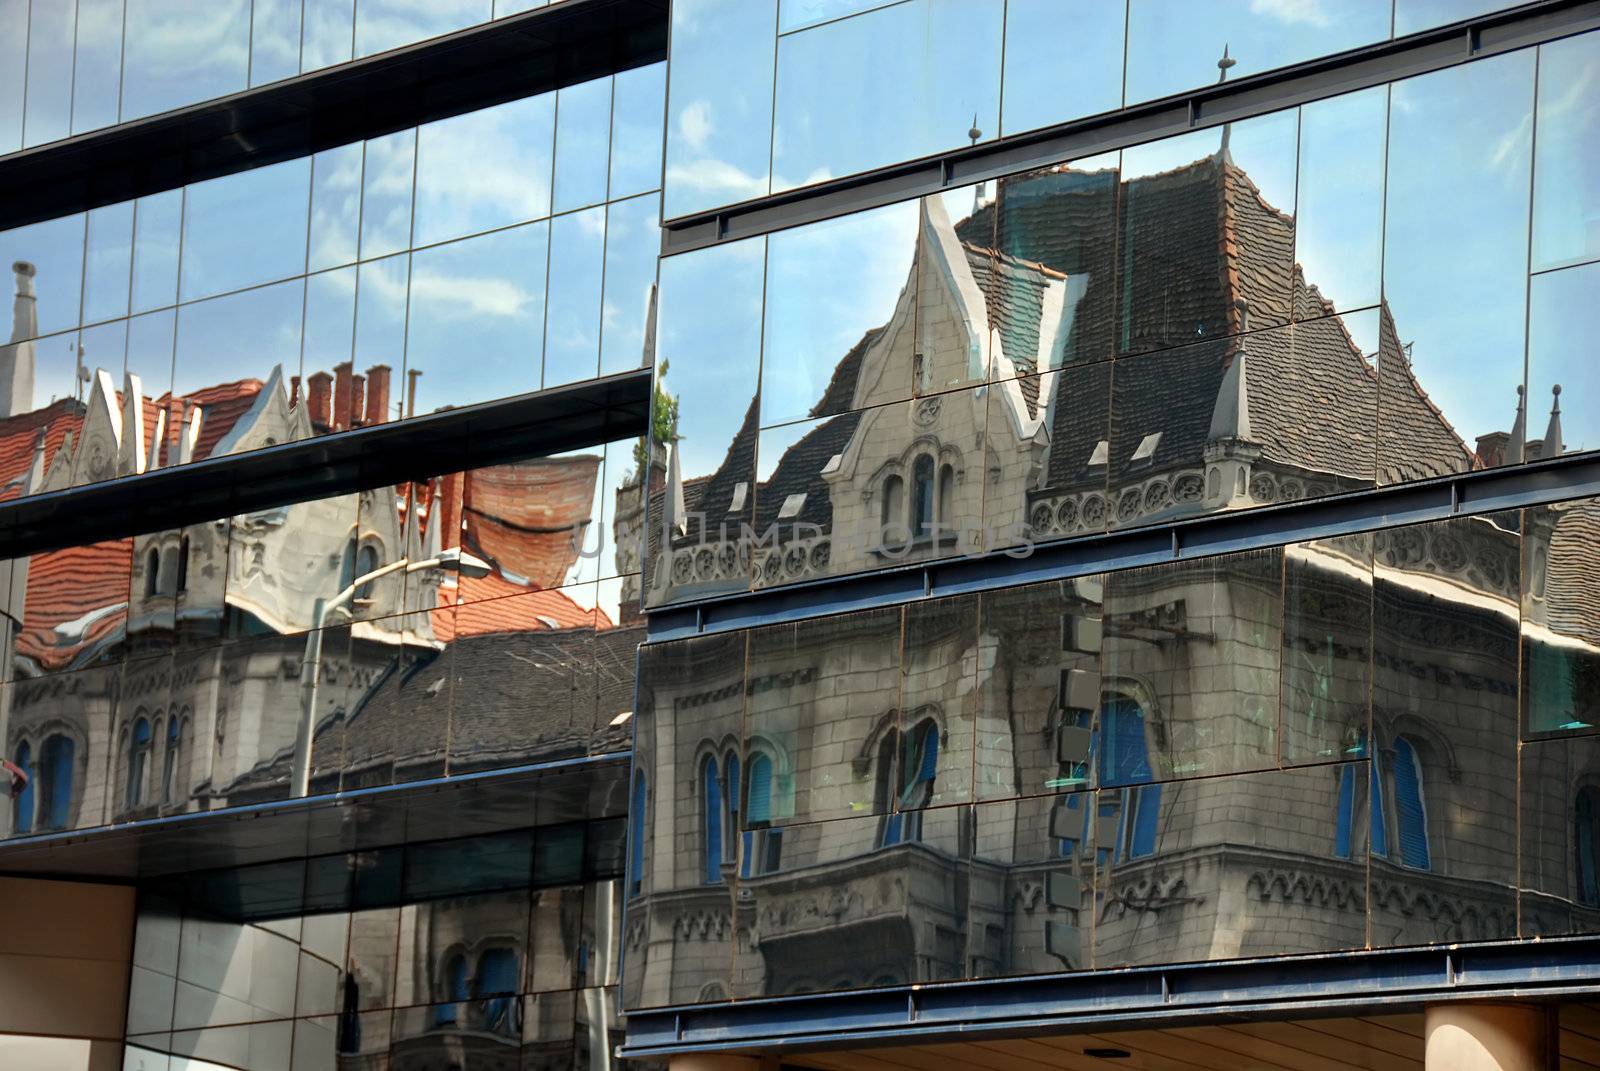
[127,718,151,810]
[742,752,783,877]
[724,752,741,873]
[144,547,161,598]
[159,547,179,596]
[878,720,940,848]
[1099,698,1160,860]
[176,535,190,593]
[1577,786,1600,906]
[702,755,723,885]
[434,953,470,1026]
[162,717,181,805]
[628,771,647,896]
[911,455,935,539]
[475,947,519,1035]
[937,463,954,525]
[355,544,380,600]
[1369,753,1389,859]
[1391,736,1431,871]
[881,474,904,540]
[37,735,74,832]
[13,740,32,834]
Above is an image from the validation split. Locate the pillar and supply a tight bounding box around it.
[1425,1003,1553,1070]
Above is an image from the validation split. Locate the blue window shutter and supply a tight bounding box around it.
[1130,783,1161,858]
[1579,788,1599,906]
[917,725,939,782]
[746,755,773,825]
[14,741,32,834]
[1392,738,1431,870]
[1100,699,1153,787]
[726,754,741,818]
[1334,764,1355,859]
[1369,757,1388,859]
[44,737,73,831]
[702,758,723,884]
[628,773,647,894]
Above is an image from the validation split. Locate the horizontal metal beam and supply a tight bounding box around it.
[661,0,1600,254]
[645,449,1600,642]
[0,0,668,232]
[618,933,1600,1059]
[0,751,632,882]
[0,368,649,558]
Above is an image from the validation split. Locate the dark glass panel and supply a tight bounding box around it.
[1520,734,1600,936]
[1124,0,1388,106]
[405,222,546,414]
[1370,514,1520,946]
[355,0,489,58]
[975,577,1104,801]
[598,193,661,378]
[1093,764,1368,968]
[23,0,75,149]
[73,0,124,136]
[1101,546,1282,785]
[970,794,1092,976]
[554,76,615,215]
[1281,533,1373,766]
[1381,52,1534,482]
[121,0,250,122]
[1000,0,1123,137]
[179,159,311,303]
[899,595,976,810]
[413,93,555,248]
[1526,262,1599,460]
[251,0,303,87]
[171,908,303,1030]
[760,199,920,428]
[301,0,355,74]
[1532,31,1600,273]
[743,606,899,828]
[1522,497,1600,736]
[405,831,534,901]
[521,989,578,1070]
[544,207,607,387]
[1294,87,1386,319]
[535,822,586,886]
[393,888,529,1014]
[341,611,449,790]
[449,585,601,773]
[644,239,763,607]
[308,144,363,273]
[732,808,970,997]
[990,362,1113,554]
[593,575,642,756]
[771,0,1001,195]
[624,632,744,1008]
[346,877,403,1013]
[527,885,583,993]
[609,62,667,200]
[662,0,776,219]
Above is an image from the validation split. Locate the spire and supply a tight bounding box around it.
[1507,384,1526,465]
[640,283,658,369]
[1542,384,1564,459]
[1216,45,1237,160]
[662,441,687,540]
[146,404,168,471]
[968,114,988,216]
[119,371,146,476]
[0,261,38,418]
[1208,350,1253,443]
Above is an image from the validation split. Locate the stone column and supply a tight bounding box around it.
[1425,1003,1554,1070]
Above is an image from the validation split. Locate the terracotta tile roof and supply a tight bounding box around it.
[15,539,131,671]
[462,455,601,589]
[0,399,77,503]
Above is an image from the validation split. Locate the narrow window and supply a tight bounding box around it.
[176,535,190,593]
[1577,786,1600,906]
[723,752,741,870]
[1369,753,1389,859]
[1099,699,1161,860]
[743,753,782,877]
[876,730,903,847]
[1391,737,1431,870]
[702,755,723,885]
[627,771,647,896]
[127,718,151,810]
[880,474,904,541]
[355,544,380,600]
[144,547,161,598]
[1334,764,1356,859]
[474,948,519,1035]
[434,953,469,1025]
[912,455,935,539]
[162,718,181,805]
[937,463,954,525]
[12,740,31,834]
[39,735,74,831]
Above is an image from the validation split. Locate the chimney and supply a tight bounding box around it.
[406,368,422,418]
[365,364,391,425]
[350,373,366,428]
[0,261,38,418]
[289,374,301,407]
[333,361,354,431]
[306,371,333,429]
[440,471,464,553]
[1475,431,1510,470]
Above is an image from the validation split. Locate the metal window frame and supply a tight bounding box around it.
[659,0,1600,255]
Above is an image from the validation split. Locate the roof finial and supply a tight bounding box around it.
[968,112,982,145]
[969,113,988,215]
[1542,383,1564,459]
[1217,45,1237,158]
[1507,383,1526,464]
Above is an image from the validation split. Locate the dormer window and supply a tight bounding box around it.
[1087,440,1109,468]
[778,493,807,520]
[1130,432,1162,465]
[728,481,748,513]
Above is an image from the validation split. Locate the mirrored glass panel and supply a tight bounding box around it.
[179,159,311,303]
[1281,533,1373,767]
[1521,733,1600,937]
[990,362,1113,553]
[121,0,251,121]
[251,0,302,87]
[73,0,125,136]
[1532,31,1600,273]
[359,130,417,262]
[1294,87,1386,318]
[3,663,121,834]
[610,62,667,202]
[544,207,607,388]
[1000,0,1123,137]
[23,0,75,149]
[554,76,614,215]
[0,0,24,154]
[1527,262,1599,460]
[413,93,555,249]
[599,193,660,378]
[301,0,355,73]
[971,793,1092,975]
[1523,497,1600,737]
[900,595,976,810]
[356,0,489,57]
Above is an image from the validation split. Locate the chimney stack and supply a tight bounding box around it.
[365,364,391,425]
[350,372,366,428]
[333,361,354,431]
[0,261,38,418]
[306,371,333,429]
[289,374,301,407]
[406,368,422,418]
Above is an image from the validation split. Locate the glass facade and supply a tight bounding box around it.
[663,0,1535,219]
[0,0,590,157]
[121,822,628,1070]
[0,62,663,499]
[645,32,1600,606]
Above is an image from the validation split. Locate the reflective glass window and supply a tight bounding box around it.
[1294,87,1386,318]
[131,189,183,314]
[180,160,312,303]
[251,0,303,87]
[23,0,76,149]
[355,0,489,58]
[544,208,606,388]
[1527,262,1599,459]
[609,62,667,200]
[301,0,355,73]
[122,0,251,121]
[358,130,417,261]
[1532,30,1600,273]
[73,0,125,136]
[598,194,660,377]
[0,0,24,153]
[999,0,1124,137]
[554,77,614,215]
[413,93,555,248]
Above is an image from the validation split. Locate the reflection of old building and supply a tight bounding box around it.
[628,141,1596,1006]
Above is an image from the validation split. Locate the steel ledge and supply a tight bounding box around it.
[617,934,1600,1059]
